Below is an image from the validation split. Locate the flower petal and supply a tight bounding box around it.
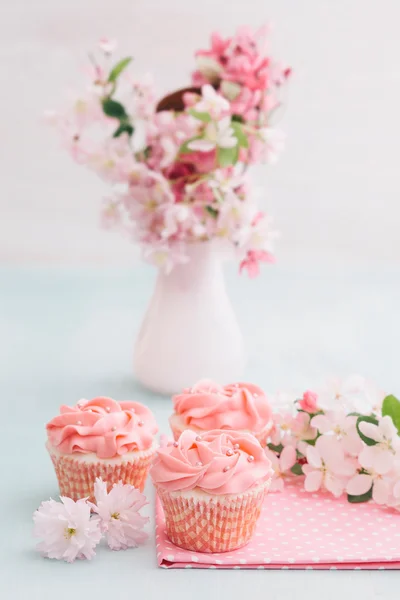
[310,414,331,433]
[358,421,382,443]
[324,473,345,498]
[187,139,215,152]
[346,474,373,496]
[373,479,390,505]
[280,445,297,472]
[304,469,323,492]
[306,445,322,469]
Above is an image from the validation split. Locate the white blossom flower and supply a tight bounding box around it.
[90,479,149,551]
[258,127,285,164]
[33,497,102,563]
[208,169,244,194]
[188,117,238,153]
[358,415,400,474]
[98,37,117,54]
[265,446,297,492]
[311,410,363,456]
[143,242,189,274]
[303,436,357,497]
[193,84,229,117]
[161,203,191,238]
[316,375,385,414]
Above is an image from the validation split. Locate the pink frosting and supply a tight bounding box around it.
[46,397,158,459]
[150,429,272,494]
[172,380,272,433]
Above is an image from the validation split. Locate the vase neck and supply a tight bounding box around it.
[158,242,224,290]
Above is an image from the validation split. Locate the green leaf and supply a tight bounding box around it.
[382,394,400,435]
[113,122,134,138]
[231,114,244,123]
[108,57,133,83]
[297,408,324,419]
[217,144,239,167]
[268,443,284,454]
[205,206,218,218]
[102,98,127,119]
[188,109,211,123]
[347,487,373,504]
[290,463,304,476]
[303,437,318,446]
[356,415,379,446]
[231,121,249,148]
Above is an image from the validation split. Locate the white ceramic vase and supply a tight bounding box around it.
[133,241,246,395]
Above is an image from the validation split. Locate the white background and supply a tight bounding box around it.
[1,0,400,266]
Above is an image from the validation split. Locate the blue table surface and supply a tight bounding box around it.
[1,264,400,599]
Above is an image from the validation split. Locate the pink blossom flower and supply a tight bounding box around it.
[303,435,357,497]
[90,479,148,551]
[181,150,217,174]
[289,411,318,445]
[388,477,400,510]
[193,84,230,118]
[358,416,400,474]
[299,390,319,413]
[317,375,385,413]
[142,241,189,273]
[161,203,191,238]
[268,411,296,446]
[100,197,122,230]
[265,446,297,492]
[98,37,117,54]
[311,411,363,456]
[229,87,260,121]
[346,471,393,505]
[33,497,102,563]
[239,249,274,277]
[130,73,156,120]
[258,128,285,164]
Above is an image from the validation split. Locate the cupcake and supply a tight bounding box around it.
[151,429,272,553]
[169,380,272,446]
[46,396,158,501]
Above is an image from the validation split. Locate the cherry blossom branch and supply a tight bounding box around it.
[265,376,400,510]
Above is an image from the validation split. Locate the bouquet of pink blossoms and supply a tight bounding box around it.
[49,27,290,275]
[266,376,400,510]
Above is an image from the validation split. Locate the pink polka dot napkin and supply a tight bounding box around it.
[155,483,400,569]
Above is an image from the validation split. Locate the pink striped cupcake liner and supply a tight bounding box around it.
[157,481,269,553]
[47,444,157,502]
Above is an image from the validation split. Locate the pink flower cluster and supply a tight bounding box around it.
[49,29,289,275]
[33,478,148,563]
[265,375,400,510]
[192,25,291,122]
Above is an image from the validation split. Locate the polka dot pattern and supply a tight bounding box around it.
[156,483,400,570]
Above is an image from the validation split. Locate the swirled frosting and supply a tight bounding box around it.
[150,429,272,494]
[172,380,272,433]
[46,397,158,459]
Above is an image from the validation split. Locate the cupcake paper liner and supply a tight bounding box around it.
[157,482,269,553]
[47,445,156,501]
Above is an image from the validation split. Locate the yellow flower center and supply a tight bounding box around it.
[64,527,76,539]
[111,512,120,520]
